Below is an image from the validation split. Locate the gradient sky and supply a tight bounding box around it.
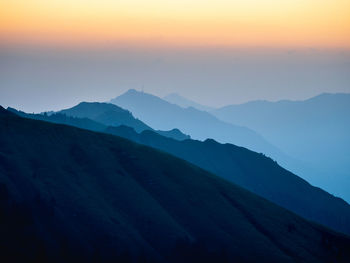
[1,0,350,48]
[0,0,349,112]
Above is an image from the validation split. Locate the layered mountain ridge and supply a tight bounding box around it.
[7,103,350,236]
[1,106,350,262]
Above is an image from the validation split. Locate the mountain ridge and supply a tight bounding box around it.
[110,89,288,160]
[1,107,350,262]
[8,104,350,236]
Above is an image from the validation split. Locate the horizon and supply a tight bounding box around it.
[1,46,349,113]
[1,0,350,112]
[1,1,350,261]
[1,0,350,49]
[2,88,350,114]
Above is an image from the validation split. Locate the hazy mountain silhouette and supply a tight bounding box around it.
[110,90,324,191]
[164,93,214,111]
[110,90,289,161]
[212,93,350,201]
[59,102,151,133]
[14,102,190,141]
[106,125,350,236]
[156,128,190,141]
[1,106,350,263]
[7,107,106,132]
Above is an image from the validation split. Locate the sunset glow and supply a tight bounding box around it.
[1,0,350,48]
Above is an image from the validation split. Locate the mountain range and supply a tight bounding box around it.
[1,106,350,262]
[110,90,292,165]
[8,103,190,142]
[111,90,341,198]
[7,102,350,236]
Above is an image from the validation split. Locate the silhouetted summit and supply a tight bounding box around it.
[1,109,350,262]
[59,101,151,132]
[156,128,190,141]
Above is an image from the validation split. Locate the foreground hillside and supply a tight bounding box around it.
[1,107,350,262]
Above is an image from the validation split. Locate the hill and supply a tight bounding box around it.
[1,106,350,262]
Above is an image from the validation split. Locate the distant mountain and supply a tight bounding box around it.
[7,107,106,132]
[212,93,350,201]
[156,128,190,141]
[11,102,190,141]
[1,106,350,262]
[106,125,350,236]
[59,101,151,133]
[8,105,191,142]
[163,93,214,111]
[110,90,287,161]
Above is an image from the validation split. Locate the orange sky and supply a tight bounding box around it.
[1,0,350,48]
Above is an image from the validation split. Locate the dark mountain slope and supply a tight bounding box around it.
[1,107,350,262]
[8,107,350,236]
[106,126,350,236]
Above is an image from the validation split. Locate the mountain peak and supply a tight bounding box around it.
[59,101,151,132]
[125,88,139,94]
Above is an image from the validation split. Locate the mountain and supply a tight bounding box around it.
[110,90,288,161]
[9,105,350,235]
[212,93,350,201]
[1,106,350,263]
[106,126,350,236]
[163,93,214,111]
[59,102,190,140]
[8,103,190,141]
[156,128,190,141]
[59,101,151,133]
[7,107,106,132]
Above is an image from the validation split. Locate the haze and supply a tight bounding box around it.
[1,46,349,113]
[0,0,349,112]
[1,0,350,48]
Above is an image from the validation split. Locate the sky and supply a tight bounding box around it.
[0,0,349,112]
[1,0,350,48]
